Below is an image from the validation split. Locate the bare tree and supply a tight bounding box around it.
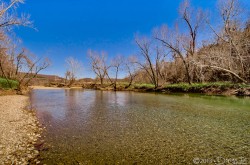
[198,0,249,83]
[0,0,31,86]
[106,55,124,91]
[88,50,110,86]
[0,47,50,93]
[135,36,166,89]
[155,0,205,84]
[0,0,31,29]
[0,0,43,93]
[0,48,13,87]
[65,57,82,87]
[124,56,138,88]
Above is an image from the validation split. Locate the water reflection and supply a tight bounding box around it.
[30,89,250,164]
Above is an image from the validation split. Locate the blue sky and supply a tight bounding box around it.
[14,0,249,78]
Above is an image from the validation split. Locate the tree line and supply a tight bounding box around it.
[0,0,49,93]
[88,0,250,89]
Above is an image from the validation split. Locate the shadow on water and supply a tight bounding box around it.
[30,89,250,164]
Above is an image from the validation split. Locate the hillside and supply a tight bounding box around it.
[25,74,64,86]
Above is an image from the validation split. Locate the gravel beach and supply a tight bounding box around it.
[0,95,41,164]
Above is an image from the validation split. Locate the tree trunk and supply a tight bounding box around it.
[200,64,248,84]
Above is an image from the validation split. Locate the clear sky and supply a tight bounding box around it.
[14,0,249,78]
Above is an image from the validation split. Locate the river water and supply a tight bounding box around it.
[30,89,250,164]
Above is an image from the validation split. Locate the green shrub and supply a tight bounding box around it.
[0,77,18,89]
[164,82,247,92]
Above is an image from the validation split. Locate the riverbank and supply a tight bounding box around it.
[83,82,250,96]
[137,83,250,96]
[30,86,83,90]
[0,95,41,164]
[30,86,66,90]
[29,82,250,96]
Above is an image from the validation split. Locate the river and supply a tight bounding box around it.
[30,89,250,164]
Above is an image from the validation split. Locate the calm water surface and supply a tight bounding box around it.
[30,89,250,164]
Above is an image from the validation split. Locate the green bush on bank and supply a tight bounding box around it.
[129,82,249,91]
[0,77,18,89]
[164,82,249,91]
[120,82,250,91]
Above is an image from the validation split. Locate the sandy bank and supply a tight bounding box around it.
[0,95,41,164]
[30,86,66,90]
[30,86,83,90]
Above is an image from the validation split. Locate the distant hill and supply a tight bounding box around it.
[78,78,95,82]
[27,73,64,86]
[34,74,64,80]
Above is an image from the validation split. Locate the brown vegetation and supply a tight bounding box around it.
[64,57,82,87]
[87,0,249,90]
[0,0,50,94]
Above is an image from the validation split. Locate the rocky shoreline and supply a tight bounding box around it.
[0,95,42,164]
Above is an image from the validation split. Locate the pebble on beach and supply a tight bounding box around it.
[0,95,41,164]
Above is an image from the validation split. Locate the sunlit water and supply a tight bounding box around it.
[30,89,250,164]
